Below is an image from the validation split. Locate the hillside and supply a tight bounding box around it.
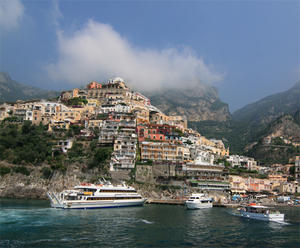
[144,84,230,122]
[245,113,300,164]
[0,72,59,103]
[188,81,300,154]
[232,81,300,125]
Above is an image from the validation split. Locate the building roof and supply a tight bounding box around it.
[113,77,125,83]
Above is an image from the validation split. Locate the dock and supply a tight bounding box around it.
[213,203,239,208]
[146,199,185,205]
[146,199,240,208]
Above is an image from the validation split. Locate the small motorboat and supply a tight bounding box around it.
[185,193,213,209]
[238,203,284,222]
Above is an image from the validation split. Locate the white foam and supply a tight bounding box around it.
[141,219,154,224]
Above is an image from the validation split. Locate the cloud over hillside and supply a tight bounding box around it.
[47,20,222,90]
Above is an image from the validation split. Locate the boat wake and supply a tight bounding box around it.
[226,210,242,217]
[271,220,290,225]
[140,219,154,224]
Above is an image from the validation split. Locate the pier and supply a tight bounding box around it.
[146,199,185,205]
[146,199,240,208]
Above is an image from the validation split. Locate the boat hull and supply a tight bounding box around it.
[186,202,213,210]
[240,211,284,222]
[51,199,147,209]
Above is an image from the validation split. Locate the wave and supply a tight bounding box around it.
[140,219,154,224]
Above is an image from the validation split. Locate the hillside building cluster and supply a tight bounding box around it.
[1,77,299,195]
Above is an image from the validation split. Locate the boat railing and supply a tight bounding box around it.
[47,191,62,206]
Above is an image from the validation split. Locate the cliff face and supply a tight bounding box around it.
[144,84,230,122]
[245,114,300,164]
[0,162,100,199]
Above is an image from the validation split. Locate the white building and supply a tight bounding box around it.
[226,155,257,171]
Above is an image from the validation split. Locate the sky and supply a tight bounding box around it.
[0,0,299,112]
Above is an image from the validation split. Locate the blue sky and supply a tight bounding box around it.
[0,0,299,112]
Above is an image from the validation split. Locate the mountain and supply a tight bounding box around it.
[0,72,59,103]
[245,113,300,164]
[144,84,231,122]
[225,81,300,153]
[232,81,300,125]
[185,81,300,155]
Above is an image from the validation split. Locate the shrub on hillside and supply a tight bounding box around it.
[14,166,30,176]
[41,167,52,179]
[88,147,112,169]
[0,166,11,176]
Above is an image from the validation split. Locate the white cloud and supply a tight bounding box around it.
[0,0,24,30]
[51,0,62,27]
[47,20,223,91]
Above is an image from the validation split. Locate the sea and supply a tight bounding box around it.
[0,199,299,248]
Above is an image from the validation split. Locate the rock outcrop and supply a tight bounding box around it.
[0,162,100,199]
[144,84,230,122]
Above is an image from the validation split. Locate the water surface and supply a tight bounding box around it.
[1,199,299,247]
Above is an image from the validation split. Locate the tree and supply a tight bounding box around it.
[289,166,295,175]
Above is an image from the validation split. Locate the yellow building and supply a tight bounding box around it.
[149,111,169,124]
[87,119,104,129]
[55,110,81,122]
[140,141,179,161]
[229,175,247,194]
[48,120,71,131]
[268,174,288,190]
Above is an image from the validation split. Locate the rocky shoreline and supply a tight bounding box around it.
[1,162,298,208]
[0,162,230,203]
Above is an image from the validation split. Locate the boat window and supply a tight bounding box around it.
[86,196,142,200]
[82,188,97,193]
[190,197,195,199]
[196,197,200,199]
[99,189,137,193]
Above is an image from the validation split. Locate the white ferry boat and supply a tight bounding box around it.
[47,181,146,209]
[185,193,213,209]
[238,204,284,222]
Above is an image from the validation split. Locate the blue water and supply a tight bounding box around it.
[1,199,300,248]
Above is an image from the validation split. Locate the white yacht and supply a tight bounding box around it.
[47,181,146,209]
[185,193,213,209]
[238,204,284,222]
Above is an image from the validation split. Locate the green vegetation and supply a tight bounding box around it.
[14,166,30,176]
[289,166,295,175]
[0,121,53,165]
[0,166,11,176]
[174,129,184,137]
[272,137,285,146]
[66,125,84,137]
[229,166,258,175]
[41,167,52,179]
[97,113,109,120]
[215,158,231,167]
[68,142,84,158]
[66,97,87,106]
[156,184,181,190]
[88,147,113,169]
[2,116,21,123]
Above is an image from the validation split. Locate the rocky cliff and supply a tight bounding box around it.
[245,114,300,164]
[144,84,230,122]
[0,162,101,199]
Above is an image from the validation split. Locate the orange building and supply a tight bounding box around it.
[87,81,102,89]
